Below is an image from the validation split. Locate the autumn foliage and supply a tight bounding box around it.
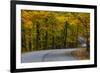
[21,10,90,53]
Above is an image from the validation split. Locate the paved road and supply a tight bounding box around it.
[21,48,79,63]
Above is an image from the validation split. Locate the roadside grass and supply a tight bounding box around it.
[71,48,90,60]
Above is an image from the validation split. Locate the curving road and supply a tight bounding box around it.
[21,48,79,63]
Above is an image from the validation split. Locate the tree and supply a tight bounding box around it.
[21,10,90,53]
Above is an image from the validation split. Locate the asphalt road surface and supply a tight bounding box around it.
[21,49,79,63]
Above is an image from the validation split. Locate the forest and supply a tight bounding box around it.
[21,10,90,54]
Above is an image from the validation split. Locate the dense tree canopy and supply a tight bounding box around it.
[21,10,90,53]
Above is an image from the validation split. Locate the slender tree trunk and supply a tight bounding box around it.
[76,24,79,48]
[26,35,29,51]
[45,31,48,49]
[52,36,55,49]
[24,33,27,52]
[29,30,32,51]
[52,23,55,49]
[22,33,26,52]
[64,21,68,48]
[36,22,40,50]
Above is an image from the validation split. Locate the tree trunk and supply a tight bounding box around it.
[36,22,40,50]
